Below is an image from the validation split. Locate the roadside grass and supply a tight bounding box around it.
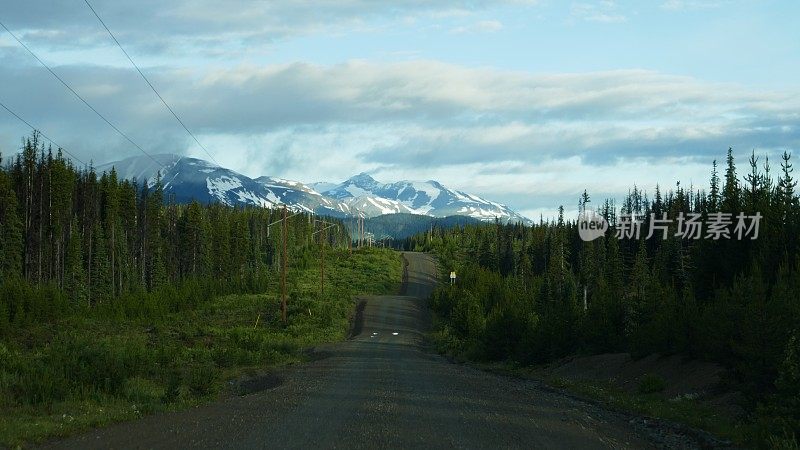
[0,248,402,448]
[542,376,800,449]
[431,313,800,449]
[428,319,747,447]
[544,376,740,445]
[457,359,744,447]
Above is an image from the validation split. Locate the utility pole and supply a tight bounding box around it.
[281,204,287,324]
[321,226,325,299]
[264,205,302,324]
[360,216,366,248]
[313,219,336,300]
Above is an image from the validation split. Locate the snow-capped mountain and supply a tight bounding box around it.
[98,155,530,223]
[344,196,417,217]
[323,173,530,223]
[98,154,282,207]
[308,181,338,193]
[97,154,349,216]
[254,176,352,217]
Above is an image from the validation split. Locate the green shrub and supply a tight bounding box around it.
[637,373,667,394]
[767,433,799,450]
[750,333,800,447]
[184,361,219,397]
[162,369,183,404]
[228,327,264,352]
[122,377,164,409]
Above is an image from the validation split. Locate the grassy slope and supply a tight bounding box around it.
[0,248,402,448]
[469,362,741,446]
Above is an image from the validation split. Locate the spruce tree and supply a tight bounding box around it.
[0,162,22,282]
[627,240,650,338]
[64,218,87,305]
[722,147,741,213]
[778,151,797,220]
[91,224,112,304]
[709,159,720,211]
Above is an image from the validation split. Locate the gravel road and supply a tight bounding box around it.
[43,252,701,449]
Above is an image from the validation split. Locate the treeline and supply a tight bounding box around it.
[0,132,348,328]
[357,213,481,243]
[417,148,799,443]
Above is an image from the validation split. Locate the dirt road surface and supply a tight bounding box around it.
[44,252,701,449]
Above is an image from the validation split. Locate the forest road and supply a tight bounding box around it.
[44,252,689,449]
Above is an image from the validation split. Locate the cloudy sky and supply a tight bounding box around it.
[1,0,798,218]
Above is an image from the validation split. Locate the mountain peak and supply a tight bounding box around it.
[98,154,530,224]
[349,172,378,184]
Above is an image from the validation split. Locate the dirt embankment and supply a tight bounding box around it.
[542,353,745,418]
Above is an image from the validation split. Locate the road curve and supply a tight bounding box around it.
[45,252,657,449]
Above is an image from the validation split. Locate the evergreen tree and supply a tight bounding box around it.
[626,240,650,338]
[778,151,797,221]
[49,150,75,288]
[722,147,741,213]
[477,229,497,271]
[744,150,764,212]
[101,168,120,296]
[709,159,720,211]
[0,160,22,282]
[64,218,87,305]
[498,226,515,277]
[90,224,112,304]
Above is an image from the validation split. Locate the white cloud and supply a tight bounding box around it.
[159,61,797,133]
[1,52,796,216]
[3,57,796,164]
[0,0,533,56]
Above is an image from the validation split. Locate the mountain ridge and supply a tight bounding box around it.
[98,154,530,224]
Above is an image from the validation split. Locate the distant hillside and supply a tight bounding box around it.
[356,213,482,241]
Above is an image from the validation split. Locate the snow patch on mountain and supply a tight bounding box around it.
[321,173,529,223]
[98,154,530,224]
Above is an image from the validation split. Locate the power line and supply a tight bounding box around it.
[0,99,87,166]
[82,0,221,167]
[0,19,164,168]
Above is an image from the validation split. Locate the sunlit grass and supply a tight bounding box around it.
[0,248,402,447]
